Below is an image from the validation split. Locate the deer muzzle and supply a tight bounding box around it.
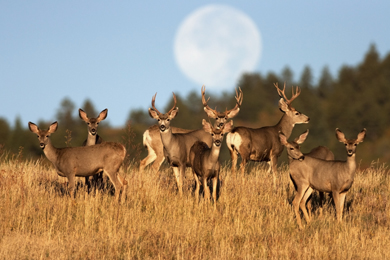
[159,125,166,132]
[215,140,222,147]
[40,143,45,149]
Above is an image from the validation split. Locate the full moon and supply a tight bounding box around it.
[174,4,262,89]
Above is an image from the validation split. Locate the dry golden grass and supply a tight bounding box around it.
[0,154,389,259]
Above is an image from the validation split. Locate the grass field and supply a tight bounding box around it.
[0,152,389,259]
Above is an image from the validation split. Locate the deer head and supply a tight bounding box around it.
[336,128,366,157]
[279,130,309,161]
[148,92,178,132]
[202,85,242,128]
[79,108,108,136]
[274,82,310,125]
[28,121,58,149]
[202,119,234,147]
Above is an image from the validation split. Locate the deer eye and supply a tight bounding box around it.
[157,119,160,122]
[215,117,218,120]
[46,135,49,138]
[290,148,294,150]
[295,112,299,115]
[167,119,170,121]
[354,143,357,146]
[211,133,214,136]
[97,122,99,125]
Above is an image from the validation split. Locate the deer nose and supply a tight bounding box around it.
[39,143,45,149]
[91,129,97,135]
[215,140,221,146]
[218,123,224,128]
[159,125,166,132]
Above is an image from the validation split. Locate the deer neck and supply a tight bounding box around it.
[159,127,175,148]
[86,133,97,146]
[208,144,221,164]
[42,139,59,164]
[346,153,357,174]
[276,114,294,138]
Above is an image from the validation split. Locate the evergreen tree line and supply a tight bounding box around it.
[1,45,389,168]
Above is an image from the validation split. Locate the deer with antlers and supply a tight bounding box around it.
[279,128,366,229]
[148,92,213,195]
[140,85,242,173]
[190,119,234,204]
[226,83,309,186]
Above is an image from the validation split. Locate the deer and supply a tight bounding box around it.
[279,129,334,218]
[79,108,108,191]
[226,83,309,187]
[140,85,242,173]
[147,92,214,196]
[279,128,366,229]
[190,119,234,204]
[28,121,127,201]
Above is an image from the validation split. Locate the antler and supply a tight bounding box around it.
[168,92,177,114]
[273,82,301,105]
[201,85,218,115]
[151,92,177,115]
[151,93,162,115]
[202,85,243,117]
[225,87,243,114]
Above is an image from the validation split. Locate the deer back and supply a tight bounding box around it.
[53,142,126,178]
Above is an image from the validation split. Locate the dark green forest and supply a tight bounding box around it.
[1,44,389,168]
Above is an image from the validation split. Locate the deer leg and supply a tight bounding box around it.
[211,176,218,203]
[229,147,238,174]
[270,155,278,188]
[104,170,123,202]
[336,192,347,222]
[300,187,313,223]
[139,149,157,173]
[239,158,247,176]
[292,184,309,229]
[193,171,200,203]
[332,191,342,222]
[68,175,76,198]
[315,191,325,216]
[84,176,91,193]
[203,177,211,201]
[151,155,165,173]
[172,167,183,197]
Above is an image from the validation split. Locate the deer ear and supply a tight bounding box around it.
[148,108,159,120]
[98,108,108,121]
[169,107,179,119]
[356,128,366,143]
[295,129,309,144]
[335,128,346,143]
[49,122,58,134]
[28,122,39,133]
[222,120,234,134]
[226,108,240,118]
[202,119,213,134]
[79,109,89,122]
[278,98,289,112]
[279,132,288,146]
[203,107,217,118]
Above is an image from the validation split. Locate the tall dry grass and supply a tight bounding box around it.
[0,153,389,259]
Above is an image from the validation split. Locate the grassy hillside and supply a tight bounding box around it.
[0,153,389,259]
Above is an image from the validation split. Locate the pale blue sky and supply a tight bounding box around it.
[1,1,389,127]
